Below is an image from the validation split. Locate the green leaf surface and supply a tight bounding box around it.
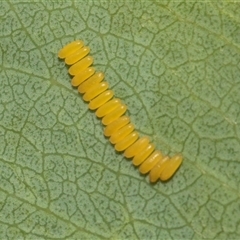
[1,1,240,239]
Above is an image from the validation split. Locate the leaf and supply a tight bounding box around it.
[1,1,240,239]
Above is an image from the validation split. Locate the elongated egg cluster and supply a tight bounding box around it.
[58,40,183,183]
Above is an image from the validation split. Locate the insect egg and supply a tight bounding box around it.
[149,156,169,183]
[132,143,155,166]
[71,67,95,87]
[124,136,150,158]
[104,116,130,137]
[65,46,90,65]
[68,56,94,76]
[114,131,139,152]
[102,104,127,125]
[83,82,109,102]
[95,99,122,118]
[88,90,114,110]
[58,40,84,59]
[78,72,104,94]
[109,123,135,144]
[139,150,163,174]
[159,154,183,181]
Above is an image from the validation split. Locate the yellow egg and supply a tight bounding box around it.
[109,123,135,144]
[114,131,139,152]
[58,40,83,59]
[102,104,127,125]
[104,116,130,137]
[65,46,90,65]
[132,143,155,166]
[88,90,114,110]
[68,56,93,76]
[71,67,95,87]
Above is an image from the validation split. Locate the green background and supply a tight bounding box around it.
[1,1,240,239]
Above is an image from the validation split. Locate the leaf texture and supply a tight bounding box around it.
[0,1,240,239]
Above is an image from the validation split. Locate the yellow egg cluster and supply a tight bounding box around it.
[58,40,183,183]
